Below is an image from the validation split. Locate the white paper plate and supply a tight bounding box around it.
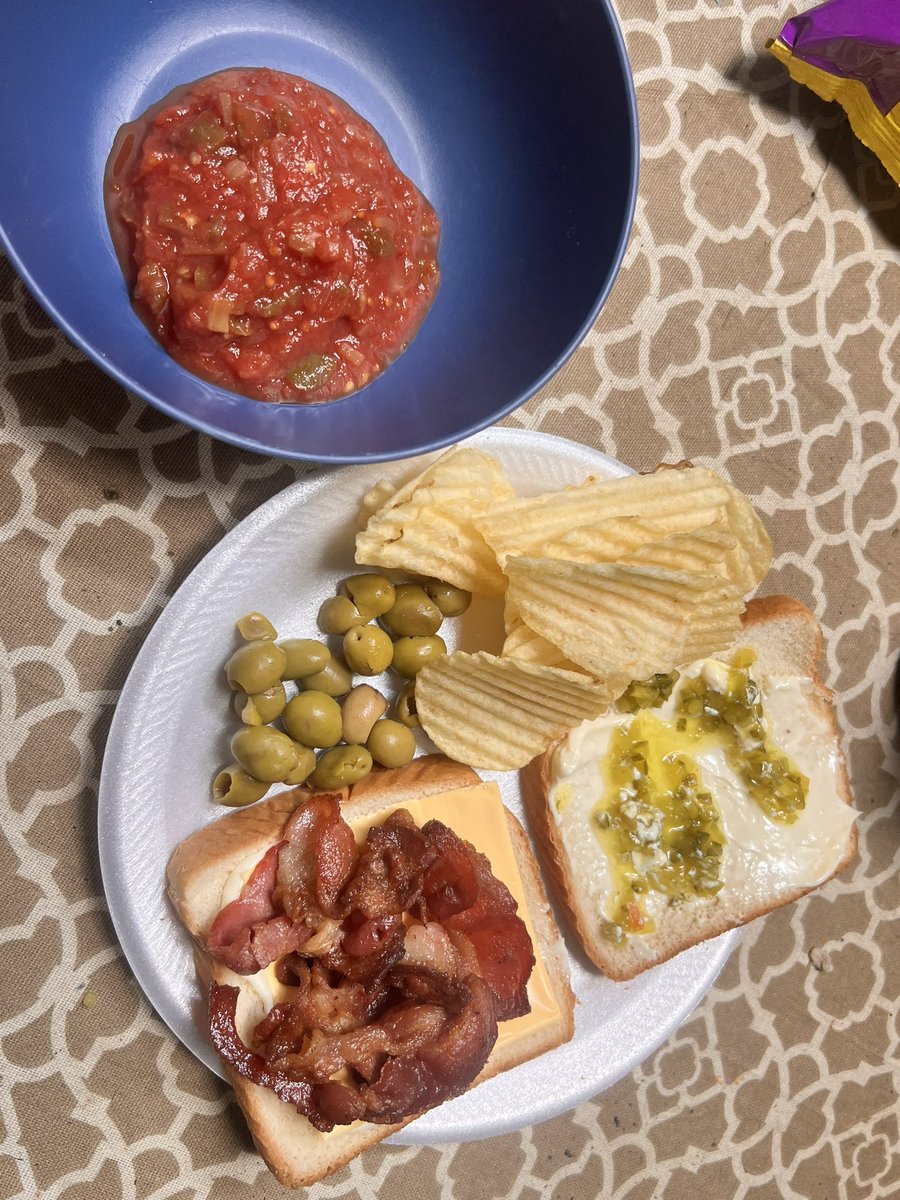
[98,427,737,1145]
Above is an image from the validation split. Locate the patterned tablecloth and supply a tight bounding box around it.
[2,3,899,1198]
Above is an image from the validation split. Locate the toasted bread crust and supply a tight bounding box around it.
[528,597,857,981]
[168,754,574,1187]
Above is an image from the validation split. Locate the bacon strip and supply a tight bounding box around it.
[207,844,311,974]
[420,822,479,918]
[339,809,429,919]
[205,802,535,1126]
[277,794,359,922]
[208,982,313,1110]
[313,972,498,1126]
[423,821,535,1020]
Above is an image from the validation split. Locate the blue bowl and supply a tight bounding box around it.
[0,1,637,463]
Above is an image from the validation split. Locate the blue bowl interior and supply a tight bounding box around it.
[0,0,636,462]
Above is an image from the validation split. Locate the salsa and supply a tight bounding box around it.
[105,68,440,403]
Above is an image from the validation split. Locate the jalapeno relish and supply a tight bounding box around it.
[555,652,809,944]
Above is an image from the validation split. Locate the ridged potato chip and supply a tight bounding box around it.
[477,467,732,567]
[541,515,669,564]
[721,480,772,589]
[350,455,772,775]
[622,527,739,577]
[479,465,770,594]
[355,446,514,596]
[504,556,744,690]
[501,620,588,673]
[357,479,396,529]
[415,651,613,770]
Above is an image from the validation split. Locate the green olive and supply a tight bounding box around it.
[280,638,331,680]
[236,611,277,640]
[343,573,396,620]
[422,578,472,617]
[234,683,287,725]
[231,726,300,783]
[341,684,389,744]
[394,681,420,728]
[212,763,270,807]
[343,624,394,675]
[225,640,287,693]
[391,635,447,678]
[300,657,353,698]
[284,745,317,785]
[318,595,364,635]
[282,691,343,748]
[310,744,373,790]
[380,583,443,637]
[366,719,416,768]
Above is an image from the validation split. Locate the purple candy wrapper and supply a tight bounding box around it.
[771,0,900,186]
[780,0,900,114]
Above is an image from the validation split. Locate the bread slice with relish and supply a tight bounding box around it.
[526,596,857,981]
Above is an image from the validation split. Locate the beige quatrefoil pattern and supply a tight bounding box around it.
[2,2,899,1197]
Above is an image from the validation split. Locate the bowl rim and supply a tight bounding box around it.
[0,2,638,465]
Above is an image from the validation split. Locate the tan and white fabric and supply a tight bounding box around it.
[2,2,899,1196]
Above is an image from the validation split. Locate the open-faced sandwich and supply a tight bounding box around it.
[167,756,575,1187]
[526,596,857,979]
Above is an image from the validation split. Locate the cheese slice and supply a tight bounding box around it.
[219,781,562,1097]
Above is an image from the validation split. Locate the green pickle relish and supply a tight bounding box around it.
[615,671,681,713]
[594,651,809,944]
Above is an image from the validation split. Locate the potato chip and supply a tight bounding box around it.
[415,651,613,770]
[540,516,669,564]
[501,619,588,673]
[477,466,732,567]
[621,527,738,577]
[503,597,522,635]
[721,480,772,589]
[504,556,744,690]
[637,468,771,591]
[357,479,396,529]
[355,446,514,596]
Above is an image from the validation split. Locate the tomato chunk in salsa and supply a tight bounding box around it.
[105,68,440,403]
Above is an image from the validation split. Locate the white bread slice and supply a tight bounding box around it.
[167,755,574,1188]
[525,596,857,982]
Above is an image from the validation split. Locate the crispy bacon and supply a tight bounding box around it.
[206,844,312,974]
[208,982,313,1110]
[205,801,535,1126]
[276,794,358,922]
[339,809,429,919]
[209,971,497,1134]
[424,821,535,1020]
[321,911,407,985]
[310,1079,365,1126]
[463,918,534,1020]
[312,972,498,1127]
[420,822,479,918]
[259,960,386,1052]
[401,921,460,976]
[341,911,404,958]
[400,922,482,982]
[275,1025,394,1084]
